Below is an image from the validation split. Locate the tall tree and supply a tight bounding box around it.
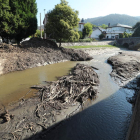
[83,22,93,38]
[45,0,80,47]
[132,22,140,37]
[0,0,18,42]
[0,0,37,44]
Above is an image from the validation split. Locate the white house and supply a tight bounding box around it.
[78,19,85,32]
[90,27,106,39]
[105,23,133,39]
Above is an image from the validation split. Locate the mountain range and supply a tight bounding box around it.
[84,14,140,27]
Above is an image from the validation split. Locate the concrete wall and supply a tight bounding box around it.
[116,37,140,49]
[57,41,114,47]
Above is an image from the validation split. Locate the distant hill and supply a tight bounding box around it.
[84,14,140,27]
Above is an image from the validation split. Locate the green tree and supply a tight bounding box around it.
[132,22,140,37]
[0,0,37,44]
[83,22,93,38]
[45,0,80,47]
[119,33,123,38]
[99,24,108,29]
[34,30,44,38]
[99,33,105,40]
[78,31,83,39]
[0,0,18,42]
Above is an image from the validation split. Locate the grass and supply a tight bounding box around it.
[64,45,119,49]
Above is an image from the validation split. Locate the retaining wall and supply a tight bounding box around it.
[57,41,114,47]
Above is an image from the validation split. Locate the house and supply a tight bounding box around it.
[90,27,106,39]
[105,23,133,39]
[78,18,85,32]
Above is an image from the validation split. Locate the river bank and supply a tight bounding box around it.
[0,63,99,140]
[0,38,92,75]
[107,51,140,140]
[0,41,138,140]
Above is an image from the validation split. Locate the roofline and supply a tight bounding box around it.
[79,23,85,24]
[107,25,132,29]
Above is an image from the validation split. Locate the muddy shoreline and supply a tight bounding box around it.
[107,51,140,140]
[0,63,99,140]
[0,38,92,75]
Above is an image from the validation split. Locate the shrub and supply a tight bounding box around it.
[99,34,105,40]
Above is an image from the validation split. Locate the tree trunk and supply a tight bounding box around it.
[59,39,62,47]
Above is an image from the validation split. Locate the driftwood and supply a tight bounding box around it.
[31,63,99,118]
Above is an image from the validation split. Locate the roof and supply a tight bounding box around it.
[108,23,132,29]
[79,22,85,25]
[93,27,106,32]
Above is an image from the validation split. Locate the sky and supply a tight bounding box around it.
[36,0,140,26]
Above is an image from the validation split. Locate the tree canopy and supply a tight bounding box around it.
[132,22,140,37]
[82,22,93,38]
[99,24,108,29]
[0,0,37,44]
[45,0,80,47]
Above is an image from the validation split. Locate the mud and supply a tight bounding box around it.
[107,51,140,85]
[0,63,99,140]
[0,38,92,75]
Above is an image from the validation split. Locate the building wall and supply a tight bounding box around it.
[78,24,84,32]
[106,33,119,39]
[91,29,102,38]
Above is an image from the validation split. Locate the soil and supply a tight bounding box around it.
[0,63,99,140]
[107,51,140,84]
[107,51,140,140]
[0,38,92,75]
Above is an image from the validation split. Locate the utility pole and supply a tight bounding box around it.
[40,13,42,38]
[44,9,46,39]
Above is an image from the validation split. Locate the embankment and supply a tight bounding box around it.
[107,51,140,140]
[57,41,114,47]
[0,38,92,75]
[0,63,99,140]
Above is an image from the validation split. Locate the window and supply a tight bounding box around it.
[79,25,81,28]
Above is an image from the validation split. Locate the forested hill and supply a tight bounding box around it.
[84,14,140,26]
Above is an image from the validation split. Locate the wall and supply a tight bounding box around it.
[116,37,140,49]
[57,41,114,47]
[91,29,102,38]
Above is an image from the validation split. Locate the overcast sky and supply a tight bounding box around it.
[36,0,140,26]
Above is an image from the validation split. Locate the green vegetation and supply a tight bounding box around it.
[0,0,37,44]
[64,45,117,49]
[132,22,140,37]
[99,33,106,40]
[84,14,140,26]
[79,38,93,42]
[99,24,108,29]
[45,0,80,47]
[78,31,83,39]
[82,22,93,38]
[119,32,132,38]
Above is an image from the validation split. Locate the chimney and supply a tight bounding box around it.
[108,23,110,27]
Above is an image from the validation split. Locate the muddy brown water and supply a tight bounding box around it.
[0,50,133,140]
[0,61,77,108]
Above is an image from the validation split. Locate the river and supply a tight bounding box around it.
[0,49,133,140]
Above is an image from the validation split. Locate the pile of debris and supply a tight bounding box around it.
[0,64,99,140]
[107,52,140,82]
[0,38,92,74]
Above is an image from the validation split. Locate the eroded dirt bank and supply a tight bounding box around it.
[0,38,92,75]
[107,51,140,140]
[0,63,99,140]
[107,51,140,85]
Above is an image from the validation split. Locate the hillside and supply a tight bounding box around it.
[85,14,140,26]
